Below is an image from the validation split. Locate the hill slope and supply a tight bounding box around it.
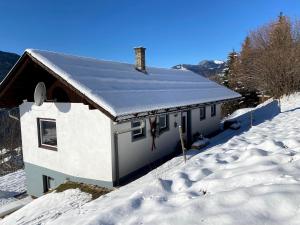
[0,51,20,81]
[3,94,300,225]
[172,60,227,78]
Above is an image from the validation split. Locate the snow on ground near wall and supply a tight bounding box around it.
[0,189,91,225]
[3,93,300,225]
[0,170,26,207]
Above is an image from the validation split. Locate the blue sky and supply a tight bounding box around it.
[0,0,299,68]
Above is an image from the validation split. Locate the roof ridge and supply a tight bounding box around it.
[25,49,191,72]
[25,48,135,67]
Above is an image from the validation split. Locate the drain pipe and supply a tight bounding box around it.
[8,110,19,121]
[0,107,19,121]
[113,121,145,186]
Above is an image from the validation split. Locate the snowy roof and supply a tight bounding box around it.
[25,49,240,117]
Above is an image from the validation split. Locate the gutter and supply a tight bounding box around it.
[8,110,19,121]
[113,121,145,186]
[115,96,242,123]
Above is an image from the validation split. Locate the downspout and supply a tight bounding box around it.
[113,121,145,186]
[0,107,19,121]
[8,110,19,121]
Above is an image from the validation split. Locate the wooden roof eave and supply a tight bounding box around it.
[26,52,116,121]
[0,52,116,121]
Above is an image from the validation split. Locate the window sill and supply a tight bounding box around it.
[131,134,146,142]
[39,144,58,151]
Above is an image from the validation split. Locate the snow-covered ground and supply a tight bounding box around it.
[0,189,91,224]
[3,94,300,225]
[0,170,26,207]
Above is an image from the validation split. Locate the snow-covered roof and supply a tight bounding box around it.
[25,49,240,117]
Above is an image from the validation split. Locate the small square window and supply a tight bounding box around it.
[158,115,169,132]
[132,120,146,141]
[38,118,57,150]
[211,104,216,117]
[200,107,206,120]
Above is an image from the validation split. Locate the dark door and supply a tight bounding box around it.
[181,111,192,147]
[181,112,188,141]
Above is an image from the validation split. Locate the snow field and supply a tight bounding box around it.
[3,94,300,225]
[47,94,300,225]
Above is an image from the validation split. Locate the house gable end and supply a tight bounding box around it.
[0,53,115,120]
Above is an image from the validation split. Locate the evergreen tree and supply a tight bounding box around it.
[226,50,240,90]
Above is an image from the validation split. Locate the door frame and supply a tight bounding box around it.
[181,110,192,147]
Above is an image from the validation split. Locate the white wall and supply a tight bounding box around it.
[191,104,222,137]
[113,112,181,178]
[113,105,222,178]
[20,102,113,182]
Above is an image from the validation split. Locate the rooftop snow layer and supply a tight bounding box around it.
[26,49,240,117]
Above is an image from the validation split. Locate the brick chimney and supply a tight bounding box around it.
[134,47,146,72]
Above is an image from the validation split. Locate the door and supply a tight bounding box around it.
[181,110,192,147]
[181,111,188,140]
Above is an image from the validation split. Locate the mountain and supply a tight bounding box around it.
[0,51,20,81]
[172,60,227,78]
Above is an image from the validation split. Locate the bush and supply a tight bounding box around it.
[55,181,112,200]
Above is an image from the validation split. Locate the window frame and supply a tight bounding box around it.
[200,106,206,120]
[131,120,146,141]
[211,104,216,117]
[158,114,169,134]
[37,118,58,151]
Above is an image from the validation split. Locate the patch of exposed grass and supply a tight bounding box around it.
[55,181,112,199]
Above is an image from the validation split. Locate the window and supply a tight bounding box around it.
[200,107,206,120]
[211,104,216,117]
[131,120,146,140]
[38,118,57,150]
[43,175,55,193]
[158,114,169,132]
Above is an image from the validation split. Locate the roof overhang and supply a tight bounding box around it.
[0,50,242,123]
[115,96,242,123]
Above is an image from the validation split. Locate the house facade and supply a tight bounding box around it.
[0,48,240,197]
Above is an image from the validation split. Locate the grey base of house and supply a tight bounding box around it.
[25,146,181,197]
[24,162,114,197]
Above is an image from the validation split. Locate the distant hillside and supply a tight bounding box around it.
[172,60,227,78]
[0,51,20,81]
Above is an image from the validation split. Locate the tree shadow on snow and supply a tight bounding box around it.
[201,100,281,151]
[281,106,300,113]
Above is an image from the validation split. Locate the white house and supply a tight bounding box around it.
[0,47,240,197]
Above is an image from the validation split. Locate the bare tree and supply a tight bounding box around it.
[239,14,300,104]
[0,109,23,175]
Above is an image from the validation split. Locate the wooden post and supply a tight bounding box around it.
[178,125,187,163]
